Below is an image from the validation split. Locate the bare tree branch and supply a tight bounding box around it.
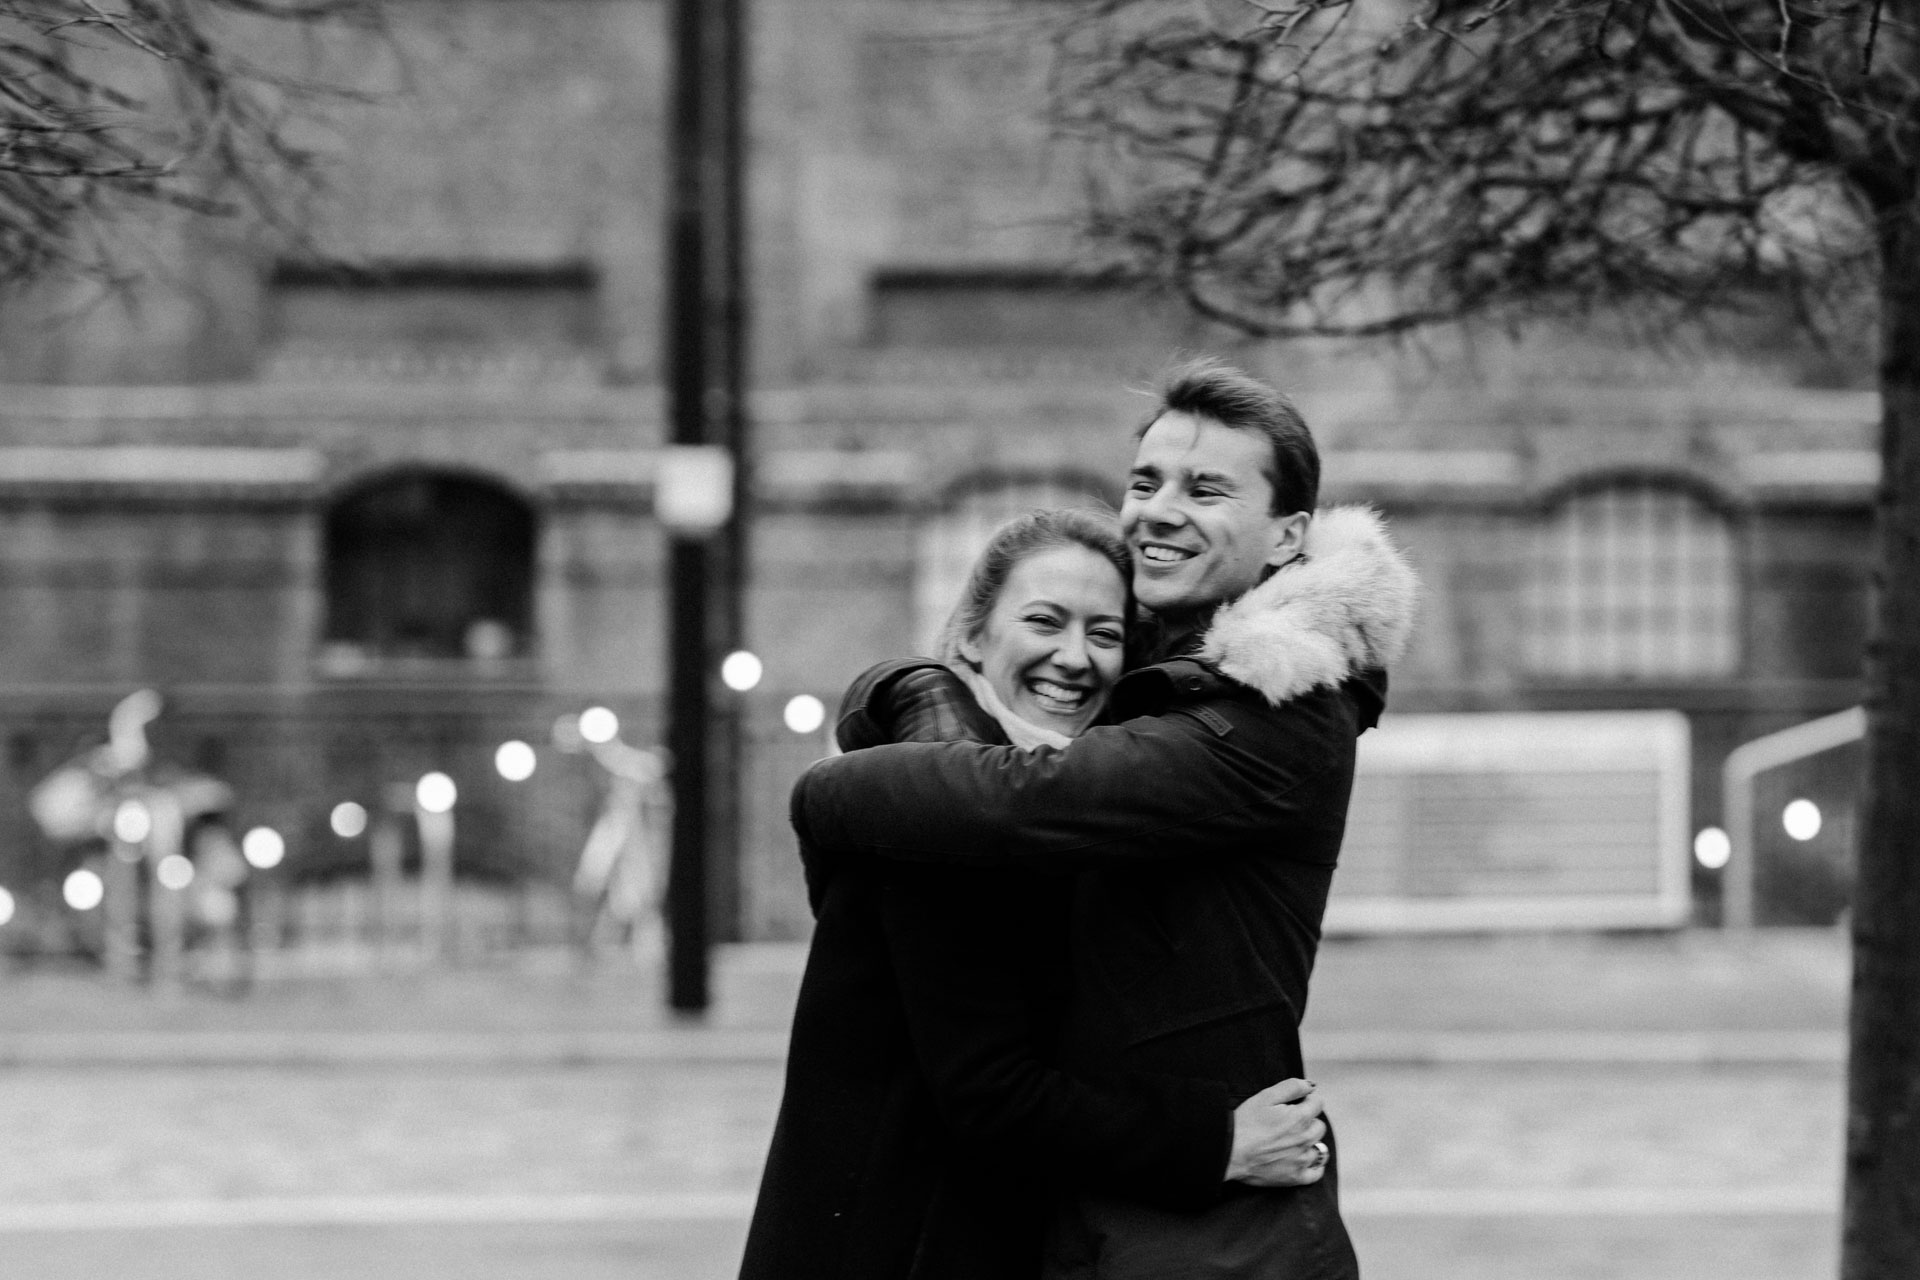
[0,0,383,287]
[1051,0,1901,339]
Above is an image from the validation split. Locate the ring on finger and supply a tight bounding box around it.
[1307,1141,1329,1166]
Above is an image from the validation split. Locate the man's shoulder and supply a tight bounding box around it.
[1112,657,1385,739]
[1112,656,1305,712]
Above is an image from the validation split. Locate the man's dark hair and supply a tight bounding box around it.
[1138,358,1320,516]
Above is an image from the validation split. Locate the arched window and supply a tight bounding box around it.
[913,476,1113,655]
[1523,480,1738,680]
[322,471,536,667]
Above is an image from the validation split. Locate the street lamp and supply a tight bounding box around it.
[662,0,749,1016]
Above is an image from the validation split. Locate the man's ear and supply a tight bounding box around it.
[1264,511,1311,569]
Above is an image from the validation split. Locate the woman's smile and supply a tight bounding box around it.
[1028,676,1093,715]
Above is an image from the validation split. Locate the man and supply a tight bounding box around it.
[792,359,1418,1277]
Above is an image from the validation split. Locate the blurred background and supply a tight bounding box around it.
[0,0,1866,1276]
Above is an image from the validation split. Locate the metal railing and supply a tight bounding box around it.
[1722,706,1867,930]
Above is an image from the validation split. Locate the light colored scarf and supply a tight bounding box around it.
[950,663,1073,752]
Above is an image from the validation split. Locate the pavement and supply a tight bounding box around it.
[0,926,1850,1062]
[0,928,1854,1280]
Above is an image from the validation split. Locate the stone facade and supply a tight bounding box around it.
[0,0,1875,943]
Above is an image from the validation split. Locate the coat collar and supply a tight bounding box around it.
[1120,505,1419,710]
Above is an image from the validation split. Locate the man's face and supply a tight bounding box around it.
[1122,411,1308,614]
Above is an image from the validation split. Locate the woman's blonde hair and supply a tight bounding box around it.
[937,506,1132,668]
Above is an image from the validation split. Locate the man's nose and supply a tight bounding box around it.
[1135,484,1185,529]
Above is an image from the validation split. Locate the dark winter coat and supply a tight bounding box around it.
[791,507,1419,1279]
[739,659,1235,1280]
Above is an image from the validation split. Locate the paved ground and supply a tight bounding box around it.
[0,927,1853,1041]
[0,1058,1844,1279]
[0,929,1854,1279]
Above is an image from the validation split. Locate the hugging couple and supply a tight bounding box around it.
[742,359,1419,1280]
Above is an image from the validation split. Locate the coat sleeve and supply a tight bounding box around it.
[801,662,1004,912]
[793,698,1346,867]
[841,662,1004,750]
[820,663,1236,1203]
[877,868,1233,1206]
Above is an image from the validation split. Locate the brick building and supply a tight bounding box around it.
[0,0,1873,947]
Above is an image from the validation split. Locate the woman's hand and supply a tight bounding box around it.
[1224,1078,1329,1187]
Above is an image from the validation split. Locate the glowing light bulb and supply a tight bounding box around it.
[241,827,285,870]
[331,802,368,839]
[112,798,151,845]
[784,695,827,735]
[156,854,195,891]
[63,868,105,911]
[1783,799,1822,842]
[721,650,764,692]
[578,707,619,745]
[416,772,457,815]
[495,740,537,782]
[1693,827,1731,871]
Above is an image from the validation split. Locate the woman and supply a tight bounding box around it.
[739,509,1322,1280]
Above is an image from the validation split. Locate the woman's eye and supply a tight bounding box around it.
[1023,615,1061,631]
[1090,629,1123,648]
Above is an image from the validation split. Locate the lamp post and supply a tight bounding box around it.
[662,0,749,1014]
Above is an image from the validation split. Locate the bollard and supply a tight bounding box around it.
[370,811,406,966]
[102,839,143,981]
[145,793,187,992]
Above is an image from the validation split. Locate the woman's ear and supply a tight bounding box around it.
[957,632,982,667]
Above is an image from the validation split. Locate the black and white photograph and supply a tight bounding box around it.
[0,2,1910,1277]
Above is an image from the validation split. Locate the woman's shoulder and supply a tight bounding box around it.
[837,658,1005,750]
[845,656,951,695]
[839,657,954,718]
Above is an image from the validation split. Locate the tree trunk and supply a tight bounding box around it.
[1841,197,1920,1278]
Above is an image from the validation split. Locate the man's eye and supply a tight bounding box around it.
[1127,479,1155,494]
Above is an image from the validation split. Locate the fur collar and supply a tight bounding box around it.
[1197,505,1419,706]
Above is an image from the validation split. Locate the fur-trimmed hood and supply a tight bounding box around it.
[1197,504,1419,706]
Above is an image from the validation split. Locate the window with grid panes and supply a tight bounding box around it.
[914,479,1111,655]
[1523,482,1739,680]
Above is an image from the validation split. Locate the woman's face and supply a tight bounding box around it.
[960,543,1128,737]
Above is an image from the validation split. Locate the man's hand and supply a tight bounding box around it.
[1224,1078,1329,1187]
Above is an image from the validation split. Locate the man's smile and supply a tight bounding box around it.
[1138,543,1198,564]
